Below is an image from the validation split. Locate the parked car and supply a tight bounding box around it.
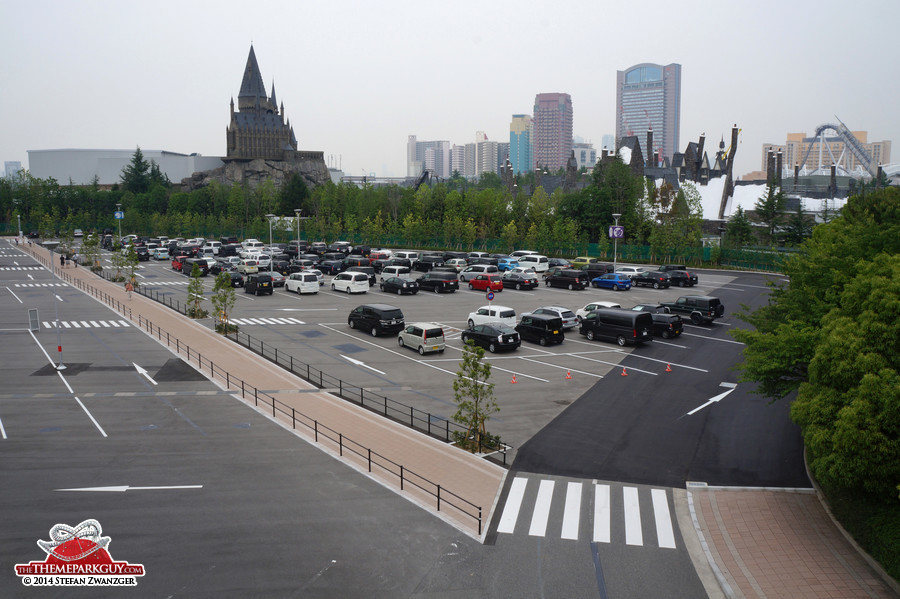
[342,256,371,270]
[616,266,646,279]
[380,276,419,295]
[571,256,601,269]
[318,260,344,275]
[346,265,377,286]
[418,271,459,293]
[444,258,468,272]
[290,258,317,273]
[413,255,445,272]
[135,246,151,261]
[467,305,516,328]
[631,309,684,339]
[152,247,169,261]
[460,323,520,353]
[226,271,244,288]
[579,308,653,346]
[380,265,412,283]
[581,263,615,278]
[660,295,724,324]
[244,273,274,296]
[332,272,370,294]
[265,270,286,287]
[348,304,405,336]
[666,269,699,287]
[548,258,571,269]
[285,272,320,294]
[576,301,622,321]
[459,264,499,282]
[591,273,633,291]
[236,259,259,274]
[497,257,519,271]
[632,270,671,289]
[501,271,539,290]
[526,306,579,329]
[516,254,549,272]
[467,274,504,292]
[516,313,565,346]
[306,269,325,286]
[398,323,445,355]
[545,268,589,290]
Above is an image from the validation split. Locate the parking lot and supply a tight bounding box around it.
[110,251,753,458]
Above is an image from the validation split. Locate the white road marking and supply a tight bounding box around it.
[55,485,203,492]
[593,484,611,543]
[652,489,676,548]
[623,486,643,546]
[561,482,582,540]
[497,477,528,534]
[687,386,737,416]
[341,354,386,375]
[528,479,555,537]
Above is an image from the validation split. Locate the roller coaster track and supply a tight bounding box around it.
[798,117,876,176]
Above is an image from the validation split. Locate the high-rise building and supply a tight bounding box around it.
[616,63,681,163]
[451,144,466,178]
[532,93,573,171]
[407,136,451,178]
[509,114,533,175]
[4,161,22,179]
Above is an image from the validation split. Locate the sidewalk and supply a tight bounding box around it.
[25,243,505,540]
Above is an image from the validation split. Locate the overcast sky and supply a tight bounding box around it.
[2,0,897,181]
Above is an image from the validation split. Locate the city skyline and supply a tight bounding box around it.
[1,1,898,183]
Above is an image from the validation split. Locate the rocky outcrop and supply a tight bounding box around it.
[180,152,329,192]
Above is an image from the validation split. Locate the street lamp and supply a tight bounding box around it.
[115,203,122,244]
[294,208,301,242]
[612,213,622,273]
[265,214,276,272]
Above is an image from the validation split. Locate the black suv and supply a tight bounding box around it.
[633,270,671,289]
[630,305,684,339]
[516,313,565,346]
[244,273,274,295]
[545,268,589,290]
[666,269,698,287]
[346,265,377,286]
[581,263,614,278]
[348,304,405,336]
[660,295,724,324]
[418,271,459,293]
[413,255,445,272]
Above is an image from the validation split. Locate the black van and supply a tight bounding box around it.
[516,313,565,346]
[244,273,274,295]
[579,308,653,346]
[348,304,405,336]
[545,268,590,290]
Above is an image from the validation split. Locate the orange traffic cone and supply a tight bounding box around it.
[565,370,572,380]
[510,374,518,384]
[665,363,672,372]
[621,367,628,377]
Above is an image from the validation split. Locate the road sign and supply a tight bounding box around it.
[114,211,124,220]
[486,291,495,301]
[609,225,624,239]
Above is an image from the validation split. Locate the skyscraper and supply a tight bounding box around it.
[509,114,533,175]
[616,63,681,164]
[407,136,451,178]
[532,93,573,171]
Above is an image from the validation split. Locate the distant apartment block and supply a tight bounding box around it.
[533,93,573,171]
[407,135,451,178]
[616,63,681,162]
[509,114,533,175]
[762,131,891,173]
[4,161,23,179]
[572,142,597,170]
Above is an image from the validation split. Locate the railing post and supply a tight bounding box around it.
[314,420,318,442]
[478,507,482,536]
[339,433,343,457]
[367,448,371,472]
[254,387,258,406]
[410,406,414,427]
[400,466,404,491]
[437,485,441,511]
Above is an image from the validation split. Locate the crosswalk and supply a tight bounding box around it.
[495,475,677,549]
[42,319,131,329]
[141,280,188,286]
[226,317,306,325]
[13,283,68,288]
[0,266,43,271]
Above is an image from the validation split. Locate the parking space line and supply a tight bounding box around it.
[0,415,6,439]
[682,332,743,344]
[519,357,603,379]
[619,353,708,373]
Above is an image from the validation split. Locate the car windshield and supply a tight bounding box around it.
[382,310,403,319]
[425,328,442,339]
[562,311,576,319]
[499,310,515,319]
[494,324,516,334]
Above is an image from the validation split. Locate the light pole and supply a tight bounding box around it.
[265,214,275,272]
[17,213,22,241]
[115,203,122,244]
[294,208,301,242]
[44,240,65,370]
[612,213,622,273]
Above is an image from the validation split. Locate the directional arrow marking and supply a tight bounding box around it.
[133,362,158,385]
[55,485,203,492]
[340,354,385,375]
[687,387,736,416]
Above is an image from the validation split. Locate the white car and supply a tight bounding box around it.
[517,254,549,272]
[445,258,468,272]
[306,268,325,286]
[331,272,369,294]
[286,272,319,294]
[256,253,272,268]
[467,305,516,328]
[616,266,646,279]
[507,266,536,275]
[526,306,579,329]
[576,301,622,321]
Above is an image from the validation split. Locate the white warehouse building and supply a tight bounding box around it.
[27,149,224,186]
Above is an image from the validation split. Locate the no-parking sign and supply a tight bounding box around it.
[486,291,494,302]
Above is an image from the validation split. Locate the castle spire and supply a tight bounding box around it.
[270,80,278,115]
[238,45,267,110]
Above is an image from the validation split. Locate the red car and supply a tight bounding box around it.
[171,256,187,272]
[468,274,504,292]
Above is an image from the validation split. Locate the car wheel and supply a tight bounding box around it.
[614,284,621,291]
[371,327,378,337]
[468,283,474,290]
[467,319,474,328]
[497,287,502,292]
[593,282,599,288]
[539,337,548,346]
[679,280,686,287]
[349,319,356,329]
[515,283,522,290]
[418,346,425,356]
[398,337,405,347]
[568,283,574,290]
[331,284,336,291]
[545,280,550,286]
[488,343,497,353]
[691,313,703,325]
[586,330,595,341]
[397,288,402,295]
[653,282,660,289]
[346,287,351,294]
[616,335,627,346]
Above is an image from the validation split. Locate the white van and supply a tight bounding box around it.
[467,305,516,328]
[286,272,319,294]
[380,265,411,282]
[331,272,369,294]
[203,241,221,255]
[394,251,419,263]
[517,254,549,272]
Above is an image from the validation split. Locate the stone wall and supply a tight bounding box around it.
[180,153,330,192]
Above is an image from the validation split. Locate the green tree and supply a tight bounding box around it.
[724,205,756,248]
[124,245,139,285]
[120,147,151,194]
[452,340,500,452]
[501,220,519,253]
[781,205,814,246]
[186,263,208,318]
[211,271,237,333]
[752,182,787,245]
[80,232,102,272]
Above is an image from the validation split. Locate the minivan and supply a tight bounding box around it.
[459,264,499,282]
[579,308,653,346]
[517,254,550,272]
[380,265,411,282]
[285,272,319,294]
[332,272,370,294]
[244,273,274,295]
[348,304,405,336]
[545,268,589,290]
[398,322,446,355]
[516,313,565,346]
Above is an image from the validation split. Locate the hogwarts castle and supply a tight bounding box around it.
[182,46,329,191]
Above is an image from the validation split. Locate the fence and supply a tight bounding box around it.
[30,255,486,535]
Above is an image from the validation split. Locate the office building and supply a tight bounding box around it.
[533,93,573,171]
[4,161,23,179]
[509,114,533,175]
[407,135,451,179]
[762,131,891,174]
[616,63,681,163]
[572,142,597,170]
